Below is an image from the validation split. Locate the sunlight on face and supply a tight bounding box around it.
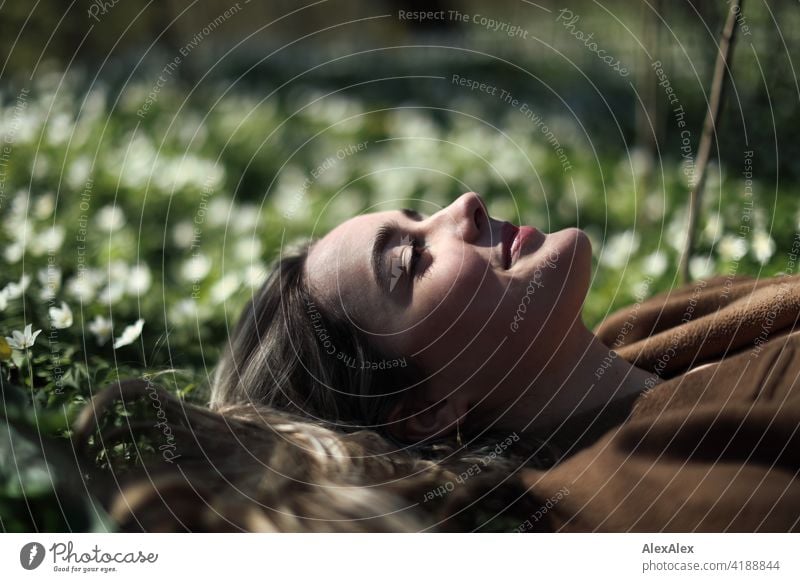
[304,192,593,398]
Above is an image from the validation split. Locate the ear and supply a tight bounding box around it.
[386,395,465,443]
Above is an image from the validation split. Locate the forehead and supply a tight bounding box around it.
[305,210,397,314]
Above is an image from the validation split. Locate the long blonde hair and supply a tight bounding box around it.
[74,379,558,532]
[75,244,564,531]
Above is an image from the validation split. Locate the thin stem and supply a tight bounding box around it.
[26,349,34,389]
[679,0,742,283]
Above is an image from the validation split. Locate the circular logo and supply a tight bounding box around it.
[19,542,46,570]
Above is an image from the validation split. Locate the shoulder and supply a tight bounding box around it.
[631,327,800,421]
[518,331,800,531]
[595,273,800,377]
[592,273,792,345]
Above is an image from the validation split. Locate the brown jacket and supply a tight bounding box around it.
[520,274,800,532]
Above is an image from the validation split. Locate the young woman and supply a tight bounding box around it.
[79,192,800,532]
[211,191,662,447]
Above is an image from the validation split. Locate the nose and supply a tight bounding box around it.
[441,191,486,244]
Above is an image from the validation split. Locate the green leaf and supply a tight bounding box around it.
[1,420,57,497]
[10,350,24,369]
[0,419,116,532]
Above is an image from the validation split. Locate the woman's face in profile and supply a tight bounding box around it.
[305,192,592,404]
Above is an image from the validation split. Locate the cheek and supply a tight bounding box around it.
[397,254,491,342]
[425,253,493,319]
[415,257,508,350]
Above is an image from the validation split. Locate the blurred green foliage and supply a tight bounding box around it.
[2,0,799,531]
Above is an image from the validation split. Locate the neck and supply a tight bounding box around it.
[493,319,662,434]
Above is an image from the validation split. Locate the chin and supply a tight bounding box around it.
[550,227,591,260]
[567,227,592,260]
[570,228,593,304]
[552,227,592,311]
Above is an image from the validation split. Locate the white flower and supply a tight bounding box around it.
[67,156,92,190]
[232,204,261,234]
[117,134,156,189]
[5,217,32,242]
[629,146,654,178]
[108,260,130,281]
[5,324,42,350]
[642,250,668,278]
[66,272,100,303]
[600,230,641,269]
[0,288,7,311]
[169,299,203,326]
[716,234,747,261]
[751,230,776,265]
[172,221,196,248]
[271,170,308,221]
[34,193,55,219]
[702,214,723,244]
[181,254,211,282]
[38,266,62,301]
[98,282,125,305]
[210,272,239,304]
[47,112,73,146]
[387,110,439,140]
[3,274,31,299]
[234,237,262,264]
[96,205,126,232]
[4,241,25,263]
[30,225,65,256]
[242,264,267,287]
[666,208,689,253]
[37,265,61,286]
[88,315,113,346]
[153,154,221,193]
[9,190,30,218]
[643,192,666,221]
[304,94,364,127]
[368,167,415,204]
[127,264,152,295]
[113,318,144,349]
[207,197,233,227]
[40,286,56,301]
[95,262,128,303]
[49,301,73,329]
[689,255,715,280]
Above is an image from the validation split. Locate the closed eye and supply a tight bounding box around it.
[408,237,430,282]
[373,207,429,295]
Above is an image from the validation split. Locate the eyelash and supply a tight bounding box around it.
[406,237,427,280]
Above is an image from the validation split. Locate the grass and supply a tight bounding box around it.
[0,64,797,531]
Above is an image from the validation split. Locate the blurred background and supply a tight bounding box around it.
[1,0,799,530]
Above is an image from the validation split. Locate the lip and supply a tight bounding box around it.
[509,226,540,267]
[501,222,518,269]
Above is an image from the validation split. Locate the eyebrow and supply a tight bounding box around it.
[371,208,424,295]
